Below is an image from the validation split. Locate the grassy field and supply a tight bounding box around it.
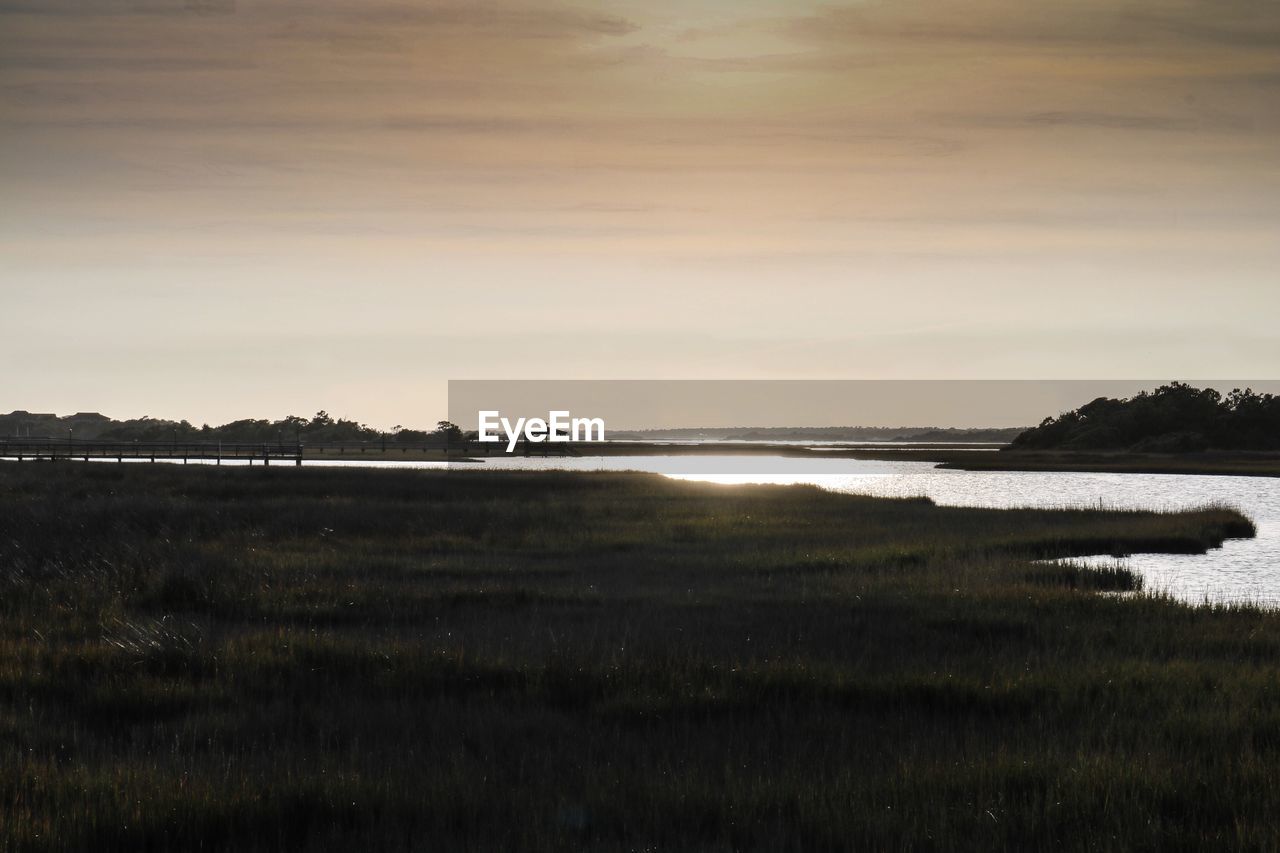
[0,462,1271,850]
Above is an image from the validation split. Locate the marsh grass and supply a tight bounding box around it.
[0,462,1270,851]
[1029,561,1145,592]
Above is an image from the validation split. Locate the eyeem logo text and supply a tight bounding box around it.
[477,410,606,452]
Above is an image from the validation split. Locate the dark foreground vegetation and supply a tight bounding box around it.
[0,463,1269,851]
[1011,382,1280,452]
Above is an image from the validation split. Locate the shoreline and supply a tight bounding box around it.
[302,443,1280,478]
[8,442,1280,478]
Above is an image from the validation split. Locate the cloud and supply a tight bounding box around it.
[0,0,236,16]
[0,0,637,37]
[323,4,638,38]
[0,54,255,72]
[951,112,1202,132]
[784,0,1280,50]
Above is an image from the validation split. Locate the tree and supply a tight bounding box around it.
[1010,383,1280,452]
[435,421,464,445]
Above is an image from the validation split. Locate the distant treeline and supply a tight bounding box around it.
[2,412,1025,446]
[1010,383,1280,452]
[0,410,466,445]
[609,426,1025,442]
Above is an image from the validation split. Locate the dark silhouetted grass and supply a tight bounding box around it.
[0,462,1268,851]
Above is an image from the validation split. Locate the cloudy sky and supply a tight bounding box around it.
[2,0,1277,426]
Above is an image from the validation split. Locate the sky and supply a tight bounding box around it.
[449,381,1280,431]
[2,0,1278,427]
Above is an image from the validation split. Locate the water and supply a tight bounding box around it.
[609,439,1004,449]
[460,455,1280,607]
[33,453,1279,606]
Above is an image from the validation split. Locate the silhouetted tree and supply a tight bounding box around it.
[1011,383,1280,451]
[434,421,464,445]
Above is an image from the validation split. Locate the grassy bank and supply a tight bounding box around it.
[0,462,1269,850]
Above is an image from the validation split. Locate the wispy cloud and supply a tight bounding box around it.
[783,0,1280,50]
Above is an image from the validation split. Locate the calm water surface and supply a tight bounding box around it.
[457,455,1279,607]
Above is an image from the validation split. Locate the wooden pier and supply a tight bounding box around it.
[0,438,306,465]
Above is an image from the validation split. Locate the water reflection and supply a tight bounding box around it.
[468,455,1279,607]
